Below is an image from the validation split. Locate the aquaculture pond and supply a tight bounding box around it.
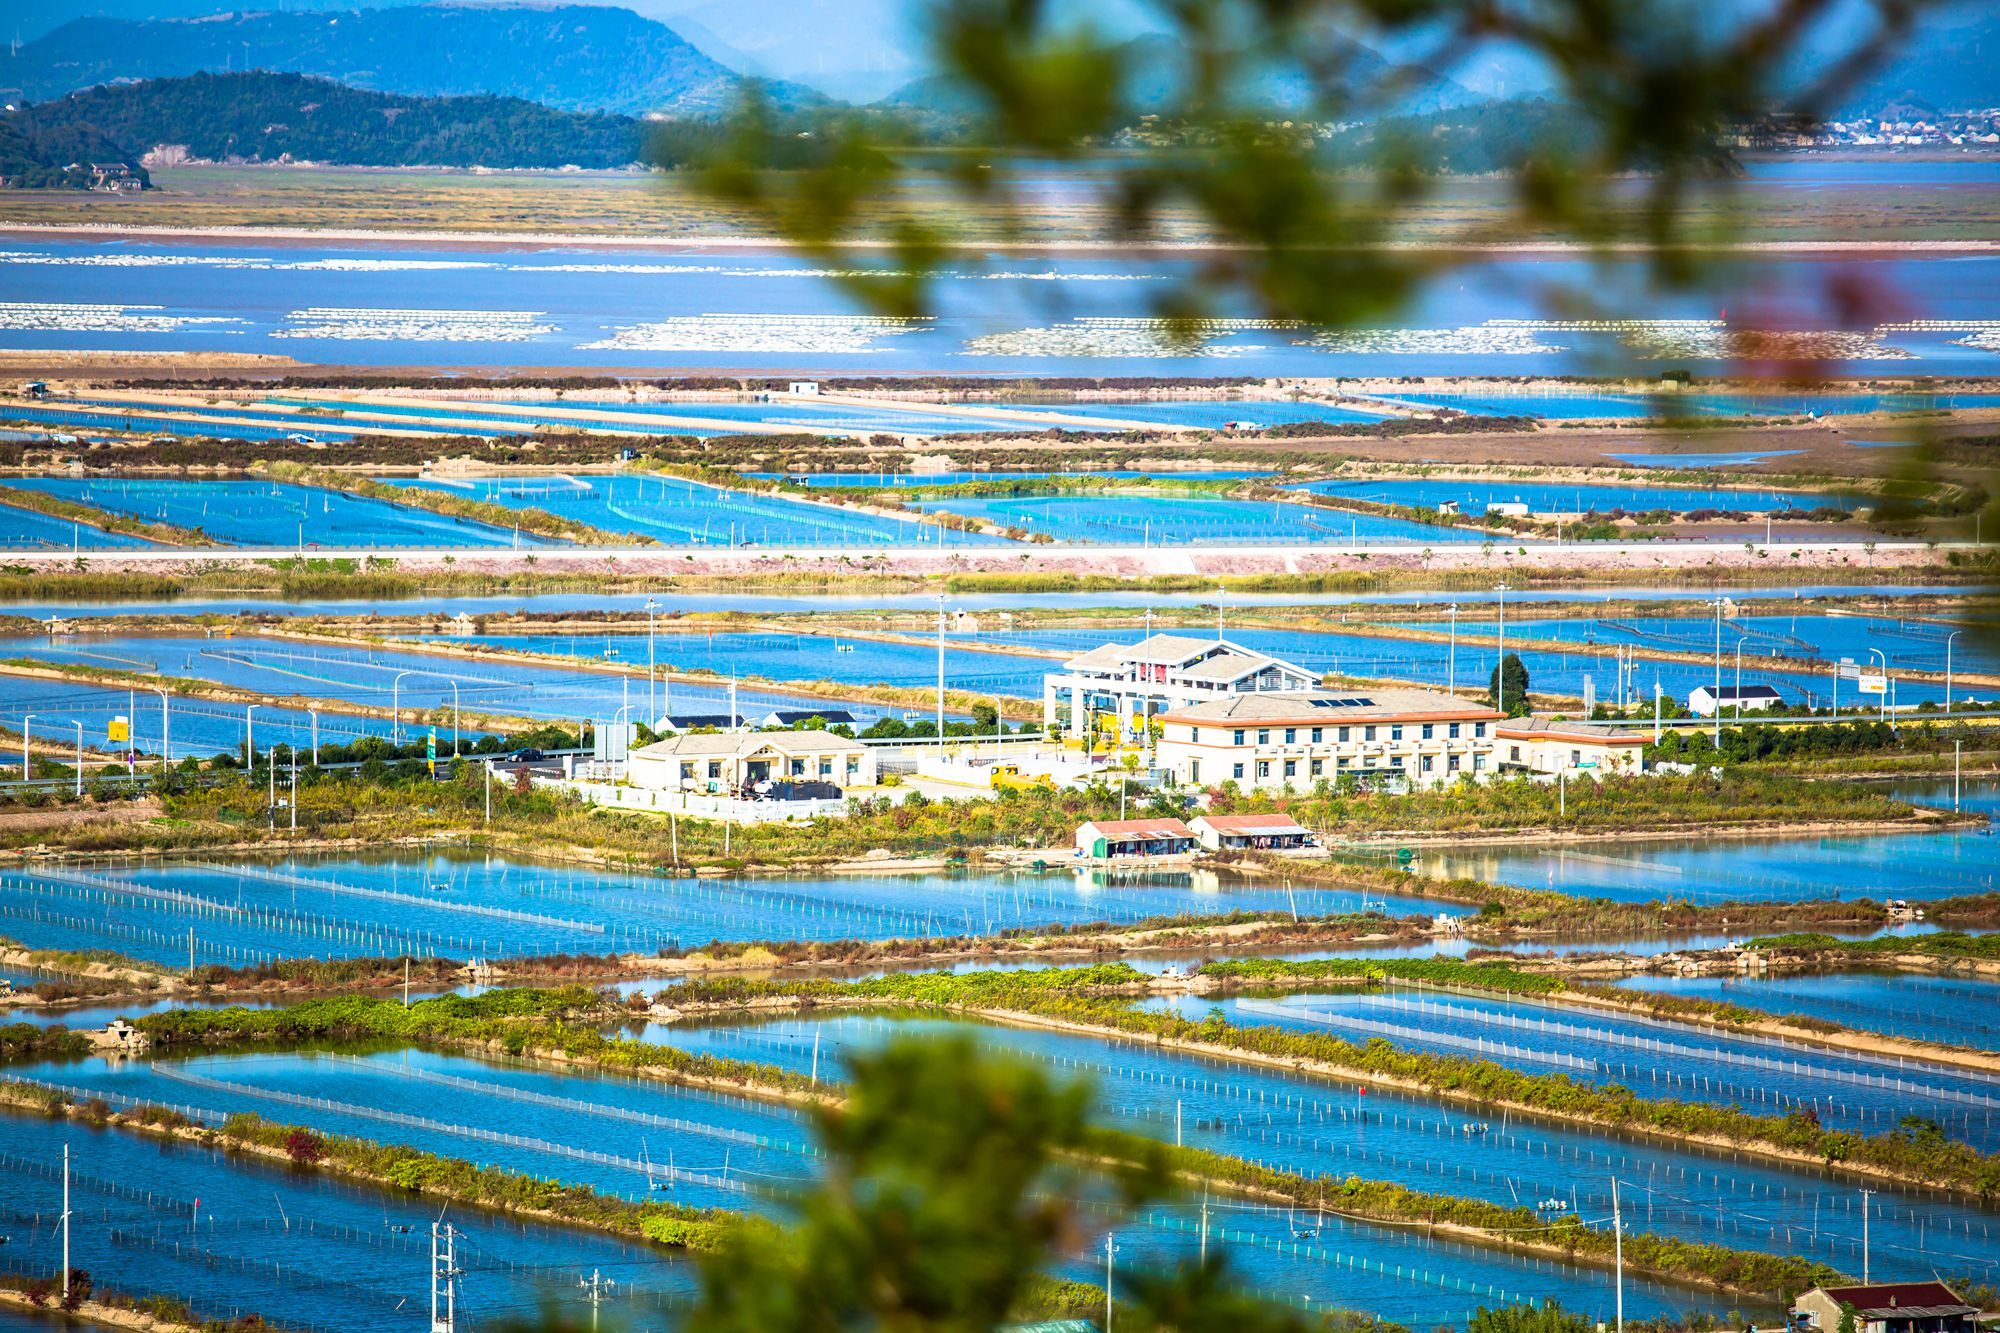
[386,473,1006,548]
[972,624,1956,708]
[1497,611,2000,681]
[908,494,1495,546]
[0,631,885,732]
[1140,988,2000,1150]
[18,1047,1716,1329]
[1293,478,1849,514]
[0,500,157,551]
[421,629,1052,699]
[749,468,1274,486]
[951,397,1391,428]
[0,853,1467,970]
[1616,972,2000,1054]
[642,1010,1998,1287]
[0,1105,692,1333]
[1365,391,2000,419]
[0,477,535,549]
[0,676,424,763]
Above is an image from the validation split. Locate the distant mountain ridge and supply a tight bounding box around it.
[12,71,652,169]
[0,3,823,117]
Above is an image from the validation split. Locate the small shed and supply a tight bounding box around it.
[1075,817,1196,860]
[1688,683,1784,717]
[1189,813,1315,851]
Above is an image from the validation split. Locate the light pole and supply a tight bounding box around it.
[446,679,460,759]
[1492,583,1511,711]
[935,592,947,746]
[1445,603,1459,698]
[151,687,169,776]
[644,596,661,725]
[308,708,320,764]
[1868,648,1889,724]
[391,670,413,745]
[19,713,33,781]
[1944,629,1961,715]
[244,703,258,772]
[1706,596,1727,743]
[68,721,83,797]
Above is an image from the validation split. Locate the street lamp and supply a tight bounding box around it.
[391,670,413,745]
[307,708,320,764]
[935,592,947,746]
[151,687,169,777]
[19,712,33,782]
[1945,629,1961,715]
[1492,583,1511,711]
[1706,596,1728,743]
[67,720,83,798]
[1867,648,1889,724]
[1445,604,1459,698]
[644,596,661,725]
[244,703,258,771]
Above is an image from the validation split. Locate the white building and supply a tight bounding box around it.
[627,730,876,795]
[1493,717,1651,775]
[1156,688,1502,790]
[1687,683,1784,716]
[1042,634,1319,742]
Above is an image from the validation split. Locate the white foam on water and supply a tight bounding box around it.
[1309,325,1563,356]
[962,316,1288,358]
[0,301,244,332]
[271,307,558,341]
[580,312,928,353]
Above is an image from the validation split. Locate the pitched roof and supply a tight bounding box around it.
[634,730,862,759]
[1807,1284,1975,1319]
[1163,689,1501,725]
[1080,817,1195,839]
[1495,718,1650,745]
[1698,683,1784,700]
[1193,813,1312,834]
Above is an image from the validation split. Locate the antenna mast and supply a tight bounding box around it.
[430,1222,461,1333]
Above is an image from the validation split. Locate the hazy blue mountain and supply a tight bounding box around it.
[13,70,651,168]
[1828,6,2000,114]
[0,4,823,116]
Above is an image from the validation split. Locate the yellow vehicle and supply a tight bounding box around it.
[989,763,1057,793]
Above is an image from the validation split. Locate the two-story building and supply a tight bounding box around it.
[627,730,875,795]
[1792,1283,1980,1333]
[1041,634,1319,743]
[1155,688,1504,791]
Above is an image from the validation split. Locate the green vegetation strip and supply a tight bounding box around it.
[256,460,640,546]
[0,488,217,546]
[1747,932,2000,962]
[112,986,1841,1299]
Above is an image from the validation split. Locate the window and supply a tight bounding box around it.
[707,761,721,779]
[1571,749,1582,768]
[819,759,833,776]
[1390,755,1404,768]
[1309,759,1323,776]
[1257,760,1271,779]
[1421,723,1434,740]
[847,758,861,778]
[1449,722,1461,739]
[1364,725,1377,742]
[1474,722,1487,738]
[1190,727,1200,742]
[1283,728,1296,744]
[790,759,806,776]
[1232,762,1245,779]
[1337,755,1350,768]
[1338,726,1350,742]
[1232,729,1246,745]
[1447,754,1461,772]
[680,762,695,780]
[1473,753,1486,771]
[1509,745,1522,762]
[1310,727,1322,742]
[1283,759,1297,778]
[1257,729,1270,746]
[1190,759,1201,783]
[1390,724,1403,741]
[1421,754,1434,773]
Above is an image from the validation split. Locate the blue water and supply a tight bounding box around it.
[17,1042,1734,1328]
[0,1103,693,1333]
[0,630,906,734]
[0,497,158,550]
[1370,391,2000,419]
[748,469,1273,487]
[910,494,1494,545]
[0,852,1461,969]
[9,237,2000,376]
[1294,478,1850,514]
[1617,972,2000,1053]
[0,399,364,443]
[1151,987,2000,1150]
[1,477,537,550]
[644,1009,1995,1289]
[1497,612,2000,680]
[0,675,423,762]
[387,473,1005,547]
[961,398,1392,427]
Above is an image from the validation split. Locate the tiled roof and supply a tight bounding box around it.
[1164,689,1500,725]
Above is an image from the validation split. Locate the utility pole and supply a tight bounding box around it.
[1611,1176,1623,1333]
[811,1030,820,1088]
[579,1269,614,1332]
[1104,1234,1117,1333]
[1199,1194,1209,1265]
[1493,582,1511,711]
[1956,739,1963,811]
[1860,1189,1873,1284]
[935,592,947,745]
[403,957,411,1009]
[61,1143,70,1302]
[484,761,491,825]
[431,1221,460,1333]
[1445,604,1458,697]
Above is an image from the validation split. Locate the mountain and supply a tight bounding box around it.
[0,114,146,187]
[0,3,823,117]
[1829,7,2000,115]
[11,70,651,168]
